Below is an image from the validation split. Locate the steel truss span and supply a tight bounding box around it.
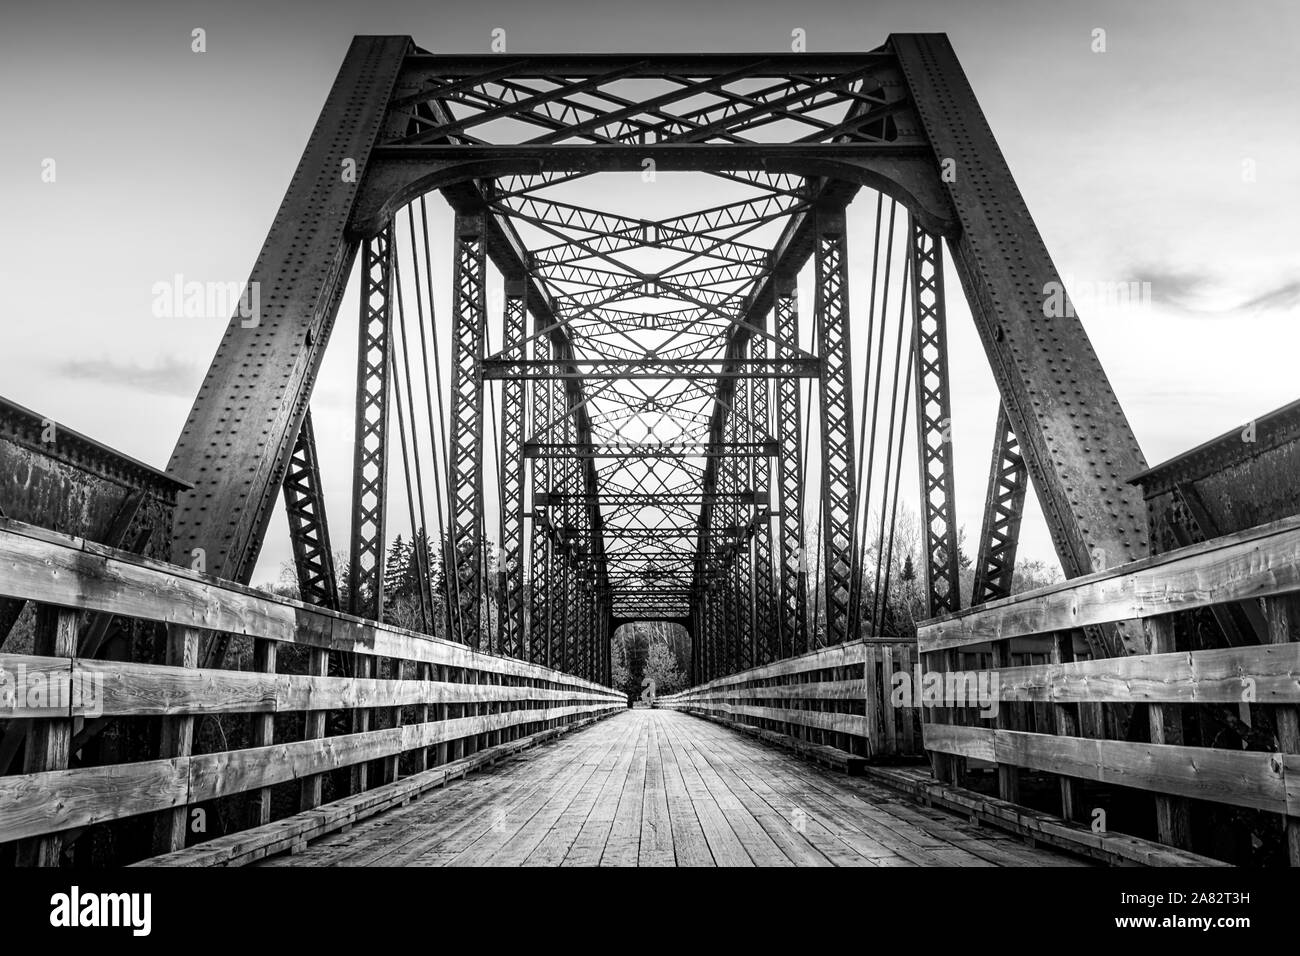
[167,34,1148,686]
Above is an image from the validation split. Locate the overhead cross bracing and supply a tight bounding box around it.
[166,35,1150,684]
[498,172,808,624]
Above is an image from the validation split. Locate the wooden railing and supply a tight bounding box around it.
[658,637,922,765]
[0,518,625,866]
[915,514,1300,866]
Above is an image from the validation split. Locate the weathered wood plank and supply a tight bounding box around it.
[151,624,201,855]
[671,701,870,738]
[923,723,1289,814]
[1263,595,1300,865]
[988,641,1300,704]
[917,515,1300,652]
[0,518,619,693]
[14,605,78,866]
[1145,616,1191,849]
[1,758,190,844]
[59,656,622,717]
[300,647,330,810]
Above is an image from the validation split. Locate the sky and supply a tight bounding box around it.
[1,0,1298,589]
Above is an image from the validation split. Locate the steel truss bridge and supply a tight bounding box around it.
[1,34,1296,869]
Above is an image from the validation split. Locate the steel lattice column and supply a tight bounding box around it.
[813,208,857,646]
[750,347,776,665]
[560,371,581,676]
[282,408,340,610]
[718,370,739,675]
[498,279,527,657]
[732,350,753,672]
[703,588,716,681]
[909,219,963,617]
[582,582,594,680]
[348,226,394,621]
[528,331,552,666]
[972,404,1029,604]
[774,274,808,658]
[448,213,488,647]
[554,546,570,673]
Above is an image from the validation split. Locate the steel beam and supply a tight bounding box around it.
[168,37,411,583]
[347,228,395,621]
[528,331,553,666]
[909,218,962,618]
[893,34,1149,653]
[448,213,488,646]
[281,408,340,609]
[971,403,1028,604]
[498,279,527,657]
[751,343,777,666]
[775,274,808,658]
[814,207,857,646]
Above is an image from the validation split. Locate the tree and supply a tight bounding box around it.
[609,637,631,696]
[643,641,686,696]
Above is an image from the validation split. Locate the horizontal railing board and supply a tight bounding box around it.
[0,654,73,717]
[664,701,870,738]
[0,756,191,844]
[992,642,1300,704]
[659,638,914,703]
[188,703,620,802]
[916,515,1300,652]
[922,724,1297,816]
[661,679,867,704]
[0,703,623,842]
[0,654,622,719]
[0,517,615,693]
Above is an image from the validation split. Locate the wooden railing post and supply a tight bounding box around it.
[1050,631,1080,822]
[152,623,201,855]
[1145,616,1192,849]
[350,654,372,795]
[1263,594,1300,866]
[299,647,330,810]
[436,664,450,766]
[989,639,1018,804]
[249,637,277,826]
[413,660,430,773]
[15,604,78,867]
[384,656,402,784]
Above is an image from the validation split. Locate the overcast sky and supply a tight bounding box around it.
[1,0,1297,587]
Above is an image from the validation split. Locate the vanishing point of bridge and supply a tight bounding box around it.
[1,34,1297,868]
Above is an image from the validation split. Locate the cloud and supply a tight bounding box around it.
[1237,278,1300,313]
[55,355,200,398]
[1126,267,1212,310]
[1123,264,1300,317]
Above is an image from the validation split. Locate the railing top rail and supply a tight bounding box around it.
[0,517,618,694]
[915,514,1300,654]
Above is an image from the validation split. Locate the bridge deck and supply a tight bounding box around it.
[258,710,1089,867]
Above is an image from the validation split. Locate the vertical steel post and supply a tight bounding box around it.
[814,207,857,645]
[909,218,962,617]
[448,213,488,647]
[499,278,527,657]
[348,225,394,622]
[775,273,808,658]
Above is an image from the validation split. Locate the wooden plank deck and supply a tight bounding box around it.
[257,709,1091,867]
